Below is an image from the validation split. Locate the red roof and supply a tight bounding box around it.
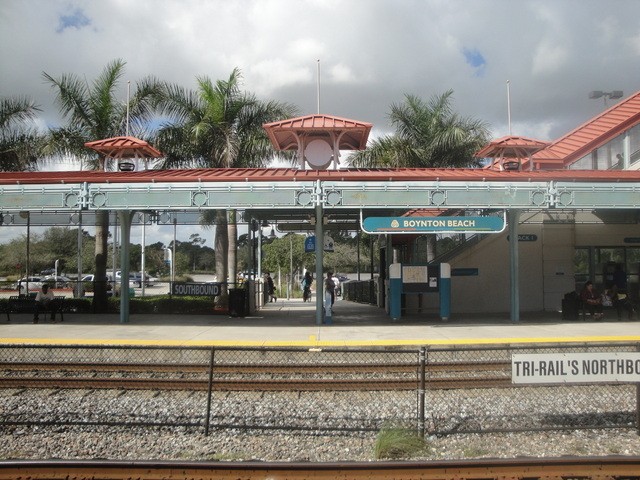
[476,135,549,158]
[263,114,372,151]
[532,90,640,167]
[1,167,639,185]
[84,136,163,159]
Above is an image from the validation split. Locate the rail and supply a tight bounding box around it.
[1,457,639,480]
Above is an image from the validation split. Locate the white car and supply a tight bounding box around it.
[115,271,154,287]
[15,276,44,293]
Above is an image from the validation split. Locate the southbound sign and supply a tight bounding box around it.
[362,215,505,234]
[171,282,221,297]
[512,352,640,384]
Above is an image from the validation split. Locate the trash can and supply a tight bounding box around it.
[228,288,246,317]
[561,291,579,320]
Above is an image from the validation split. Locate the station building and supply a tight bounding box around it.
[400,90,640,315]
[0,91,639,323]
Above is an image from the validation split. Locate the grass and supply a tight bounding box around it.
[462,445,490,458]
[373,427,430,460]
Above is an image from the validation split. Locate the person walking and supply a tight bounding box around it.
[265,272,276,303]
[302,271,313,302]
[325,271,336,306]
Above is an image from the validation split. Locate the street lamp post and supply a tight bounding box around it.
[589,90,623,108]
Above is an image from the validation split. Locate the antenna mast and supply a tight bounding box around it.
[126,80,131,136]
[316,59,320,114]
[507,80,512,135]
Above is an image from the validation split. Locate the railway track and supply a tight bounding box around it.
[0,360,511,391]
[1,457,638,480]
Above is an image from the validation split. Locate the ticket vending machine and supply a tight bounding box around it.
[388,263,451,321]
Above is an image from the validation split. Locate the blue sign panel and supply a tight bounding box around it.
[362,215,505,234]
[518,234,538,242]
[452,268,479,276]
[304,236,316,253]
[508,234,538,242]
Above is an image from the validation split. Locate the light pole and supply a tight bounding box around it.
[289,234,293,300]
[589,90,623,108]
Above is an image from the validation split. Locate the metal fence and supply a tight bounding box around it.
[0,343,638,435]
[343,280,377,305]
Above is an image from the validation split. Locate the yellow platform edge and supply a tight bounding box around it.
[1,335,639,347]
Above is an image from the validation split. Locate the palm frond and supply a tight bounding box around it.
[0,96,41,131]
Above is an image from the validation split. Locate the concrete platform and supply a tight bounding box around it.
[1,298,639,347]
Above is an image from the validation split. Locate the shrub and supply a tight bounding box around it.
[373,427,430,460]
[107,295,219,314]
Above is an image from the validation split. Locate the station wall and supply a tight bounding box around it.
[445,221,638,315]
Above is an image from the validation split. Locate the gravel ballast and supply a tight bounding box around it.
[2,425,640,461]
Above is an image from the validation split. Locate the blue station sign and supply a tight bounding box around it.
[362,215,506,234]
[304,236,316,252]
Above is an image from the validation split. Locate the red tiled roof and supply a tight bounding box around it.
[475,136,549,158]
[532,90,640,166]
[1,167,639,185]
[402,208,457,217]
[84,136,163,159]
[263,114,372,151]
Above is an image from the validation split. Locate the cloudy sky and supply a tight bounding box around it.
[2,0,640,144]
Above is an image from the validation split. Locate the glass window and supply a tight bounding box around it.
[574,248,590,290]
[596,247,625,265]
[630,124,640,168]
[569,154,592,170]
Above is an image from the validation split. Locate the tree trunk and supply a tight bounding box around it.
[214,209,229,307]
[228,209,237,287]
[92,210,110,312]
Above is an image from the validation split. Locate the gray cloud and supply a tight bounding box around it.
[1,0,639,141]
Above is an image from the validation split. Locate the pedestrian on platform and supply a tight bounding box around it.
[33,283,56,324]
[581,281,603,321]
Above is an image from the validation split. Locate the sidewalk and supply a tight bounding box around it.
[1,297,639,347]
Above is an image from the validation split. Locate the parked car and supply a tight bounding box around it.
[114,270,153,287]
[43,275,71,288]
[81,274,113,293]
[14,276,44,293]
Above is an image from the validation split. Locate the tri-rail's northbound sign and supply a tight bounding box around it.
[512,353,640,384]
[361,215,506,234]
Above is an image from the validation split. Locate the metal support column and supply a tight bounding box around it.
[314,181,324,325]
[508,209,521,323]
[315,202,324,325]
[118,211,134,324]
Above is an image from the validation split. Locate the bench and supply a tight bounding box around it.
[580,297,636,321]
[4,295,65,322]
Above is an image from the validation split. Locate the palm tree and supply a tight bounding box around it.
[43,59,162,311]
[349,90,490,168]
[154,68,295,301]
[349,91,491,261]
[0,96,42,171]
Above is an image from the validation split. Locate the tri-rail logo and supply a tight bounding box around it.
[512,353,640,384]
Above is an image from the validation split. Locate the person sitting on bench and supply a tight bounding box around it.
[33,283,57,323]
[581,280,603,321]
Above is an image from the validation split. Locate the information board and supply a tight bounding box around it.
[402,264,440,293]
